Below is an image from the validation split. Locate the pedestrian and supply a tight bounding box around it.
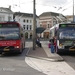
[50,37,55,53]
[36,37,42,47]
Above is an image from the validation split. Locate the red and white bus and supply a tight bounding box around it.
[0,21,25,54]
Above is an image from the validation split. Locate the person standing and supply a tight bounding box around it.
[50,38,55,53]
[36,37,42,47]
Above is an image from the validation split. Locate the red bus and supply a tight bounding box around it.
[0,21,25,54]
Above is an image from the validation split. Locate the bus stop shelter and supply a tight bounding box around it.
[36,27,46,33]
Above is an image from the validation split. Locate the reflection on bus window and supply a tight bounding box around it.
[0,28,19,40]
[59,28,75,39]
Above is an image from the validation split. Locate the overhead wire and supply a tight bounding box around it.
[57,0,72,10]
[12,0,74,14]
[62,0,75,12]
[58,0,73,11]
[60,0,72,8]
[12,0,73,9]
[62,3,75,12]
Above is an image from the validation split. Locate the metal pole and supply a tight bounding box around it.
[33,0,36,50]
[73,0,74,22]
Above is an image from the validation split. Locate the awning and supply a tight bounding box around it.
[36,27,46,33]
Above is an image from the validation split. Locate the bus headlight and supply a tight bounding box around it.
[59,44,64,49]
[59,44,62,46]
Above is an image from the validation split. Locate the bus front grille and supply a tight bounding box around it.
[65,46,75,49]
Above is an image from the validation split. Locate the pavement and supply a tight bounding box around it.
[25,41,75,75]
[26,41,63,61]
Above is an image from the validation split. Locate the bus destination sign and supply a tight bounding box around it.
[60,24,75,27]
[0,24,18,28]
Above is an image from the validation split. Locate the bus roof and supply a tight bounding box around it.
[50,22,75,30]
[50,24,59,30]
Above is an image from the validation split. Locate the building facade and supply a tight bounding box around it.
[0,6,13,22]
[66,15,75,22]
[39,12,67,39]
[14,12,40,39]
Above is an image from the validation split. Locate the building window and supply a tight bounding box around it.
[23,25,25,30]
[30,25,32,30]
[27,25,28,30]
[27,20,28,23]
[23,19,25,22]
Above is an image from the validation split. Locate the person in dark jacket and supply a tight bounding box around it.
[49,37,55,53]
[50,40,55,53]
[36,37,42,47]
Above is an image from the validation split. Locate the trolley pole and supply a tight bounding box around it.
[33,0,36,50]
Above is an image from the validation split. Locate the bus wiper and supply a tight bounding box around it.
[0,36,5,40]
[0,36,5,38]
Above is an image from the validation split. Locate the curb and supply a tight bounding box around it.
[26,55,64,62]
[26,43,64,62]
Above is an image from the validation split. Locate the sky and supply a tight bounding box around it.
[0,0,74,16]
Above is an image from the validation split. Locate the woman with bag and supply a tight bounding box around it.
[50,41,55,53]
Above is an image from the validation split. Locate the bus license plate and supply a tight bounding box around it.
[4,49,9,51]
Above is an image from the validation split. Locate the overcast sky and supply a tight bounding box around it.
[40,0,67,5]
[0,0,74,16]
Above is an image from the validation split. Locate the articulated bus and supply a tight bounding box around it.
[0,21,25,54]
[50,23,75,53]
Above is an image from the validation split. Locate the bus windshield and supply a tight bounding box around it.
[59,27,75,39]
[0,28,20,40]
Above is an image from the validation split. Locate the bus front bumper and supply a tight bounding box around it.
[0,48,21,53]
